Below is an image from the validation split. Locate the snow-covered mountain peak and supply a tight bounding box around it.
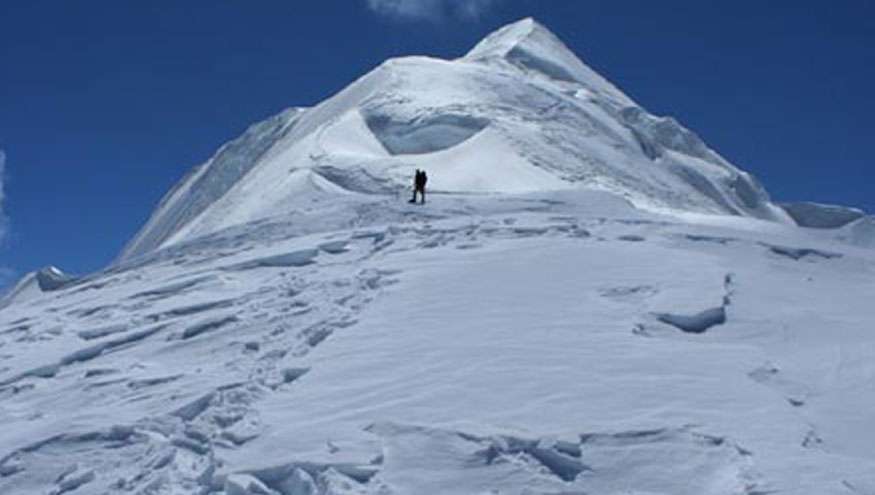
[464,17,543,58]
[464,17,576,70]
[117,18,797,263]
[464,17,634,106]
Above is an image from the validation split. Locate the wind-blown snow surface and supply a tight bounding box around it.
[3,18,874,495]
[2,191,875,494]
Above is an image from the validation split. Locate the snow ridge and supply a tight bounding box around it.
[119,108,308,261]
[116,18,802,262]
[464,17,634,107]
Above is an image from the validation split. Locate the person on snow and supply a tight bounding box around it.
[417,169,428,204]
[410,169,421,204]
[410,169,428,204]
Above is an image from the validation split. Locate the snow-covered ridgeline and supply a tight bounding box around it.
[119,18,800,264]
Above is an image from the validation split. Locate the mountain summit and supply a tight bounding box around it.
[464,17,634,106]
[120,18,789,262]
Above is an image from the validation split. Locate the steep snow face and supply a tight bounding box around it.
[464,18,634,108]
[119,108,307,261]
[120,18,791,263]
[364,112,490,155]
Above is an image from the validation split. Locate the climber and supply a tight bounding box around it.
[410,169,428,204]
[416,169,428,204]
[410,169,421,204]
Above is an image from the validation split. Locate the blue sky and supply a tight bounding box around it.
[1,0,873,284]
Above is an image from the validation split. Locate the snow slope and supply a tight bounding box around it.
[120,18,791,263]
[2,192,874,494]
[837,215,875,248]
[2,18,874,495]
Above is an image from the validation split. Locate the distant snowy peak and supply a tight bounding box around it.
[464,17,634,107]
[0,266,71,309]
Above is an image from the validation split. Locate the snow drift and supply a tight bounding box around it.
[781,201,866,229]
[837,215,875,247]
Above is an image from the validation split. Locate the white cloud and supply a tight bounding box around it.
[453,0,499,20]
[366,0,498,22]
